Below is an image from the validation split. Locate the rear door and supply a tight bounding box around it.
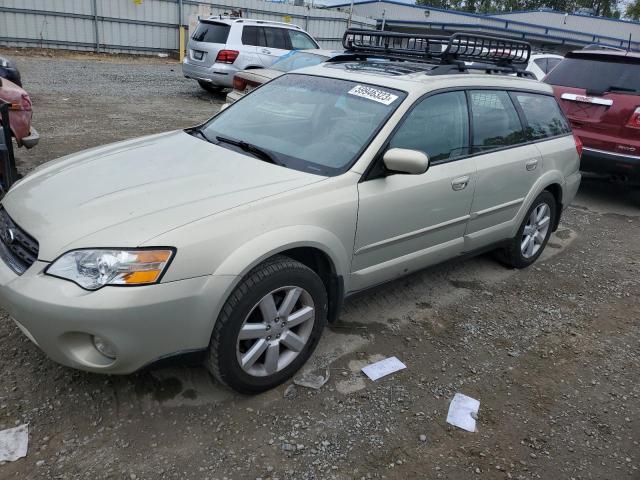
[188,21,231,67]
[544,53,640,154]
[465,90,542,248]
[255,27,290,66]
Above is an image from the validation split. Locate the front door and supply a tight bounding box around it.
[351,91,476,291]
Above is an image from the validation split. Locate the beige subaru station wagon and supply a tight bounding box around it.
[0,31,581,393]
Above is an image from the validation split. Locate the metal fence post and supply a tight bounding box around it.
[92,0,100,53]
[178,0,185,62]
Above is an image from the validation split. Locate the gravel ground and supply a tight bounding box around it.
[0,49,639,480]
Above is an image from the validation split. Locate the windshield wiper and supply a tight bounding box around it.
[605,85,637,94]
[215,136,279,165]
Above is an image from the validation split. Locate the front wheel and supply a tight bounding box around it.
[497,191,556,269]
[206,255,328,394]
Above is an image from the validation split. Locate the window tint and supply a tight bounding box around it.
[513,93,571,140]
[546,57,561,73]
[534,58,548,73]
[544,56,640,93]
[469,90,525,153]
[191,22,230,44]
[241,26,258,46]
[288,30,318,50]
[263,27,288,49]
[389,91,469,164]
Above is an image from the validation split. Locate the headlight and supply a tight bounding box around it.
[46,248,174,290]
[0,57,8,68]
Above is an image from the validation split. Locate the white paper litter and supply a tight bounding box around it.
[446,393,480,432]
[361,356,406,381]
[0,424,28,462]
[293,369,330,390]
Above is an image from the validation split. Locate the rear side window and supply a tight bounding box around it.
[288,30,318,50]
[534,58,549,73]
[544,56,640,94]
[263,27,288,49]
[389,91,469,164]
[513,93,571,140]
[469,90,525,153]
[546,57,561,73]
[191,22,230,44]
[241,26,259,46]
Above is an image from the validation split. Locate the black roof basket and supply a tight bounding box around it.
[342,29,531,66]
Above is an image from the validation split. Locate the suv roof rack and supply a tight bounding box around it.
[340,29,533,77]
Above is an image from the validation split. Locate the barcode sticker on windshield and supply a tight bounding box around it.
[348,85,398,105]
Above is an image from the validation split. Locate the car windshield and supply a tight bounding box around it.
[200,74,406,176]
[544,56,640,94]
[271,51,330,72]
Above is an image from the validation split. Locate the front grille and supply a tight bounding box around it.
[0,207,39,275]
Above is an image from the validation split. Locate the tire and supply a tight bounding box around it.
[198,80,223,93]
[496,191,557,269]
[206,255,328,394]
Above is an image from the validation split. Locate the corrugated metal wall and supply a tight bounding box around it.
[0,0,376,54]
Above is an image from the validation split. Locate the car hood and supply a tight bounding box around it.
[3,130,324,260]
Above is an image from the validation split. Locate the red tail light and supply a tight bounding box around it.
[574,134,583,159]
[232,76,260,92]
[626,107,640,129]
[215,50,239,64]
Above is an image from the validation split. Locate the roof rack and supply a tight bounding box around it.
[342,29,532,67]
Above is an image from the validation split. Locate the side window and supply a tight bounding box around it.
[241,26,257,46]
[546,57,561,73]
[512,92,571,140]
[242,26,267,47]
[263,27,288,49]
[534,58,548,73]
[469,90,525,153]
[389,91,469,165]
[288,30,318,50]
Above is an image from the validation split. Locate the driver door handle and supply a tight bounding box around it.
[261,48,271,54]
[451,175,470,191]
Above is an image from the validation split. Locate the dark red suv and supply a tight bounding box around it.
[544,50,640,183]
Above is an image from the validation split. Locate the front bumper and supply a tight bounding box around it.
[182,59,237,88]
[581,148,640,180]
[0,259,237,374]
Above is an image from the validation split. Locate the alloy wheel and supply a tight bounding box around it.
[236,286,315,377]
[521,202,551,259]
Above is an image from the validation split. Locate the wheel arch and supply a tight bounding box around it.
[543,183,563,232]
[212,226,351,322]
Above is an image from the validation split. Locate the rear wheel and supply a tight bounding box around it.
[206,255,328,394]
[497,191,556,269]
[198,80,223,93]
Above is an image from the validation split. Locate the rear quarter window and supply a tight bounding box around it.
[191,22,230,44]
[512,93,571,140]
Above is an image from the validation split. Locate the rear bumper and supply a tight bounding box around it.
[21,126,39,149]
[581,148,640,179]
[182,59,236,88]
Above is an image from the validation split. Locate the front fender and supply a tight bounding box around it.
[212,225,352,282]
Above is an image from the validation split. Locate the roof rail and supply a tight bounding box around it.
[342,29,531,65]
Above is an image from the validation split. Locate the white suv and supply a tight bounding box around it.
[182,17,319,92]
[0,31,581,394]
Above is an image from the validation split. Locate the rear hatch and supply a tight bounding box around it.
[188,21,231,67]
[544,52,640,154]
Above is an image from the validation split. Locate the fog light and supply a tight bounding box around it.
[92,335,117,359]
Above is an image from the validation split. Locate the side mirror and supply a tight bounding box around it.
[383,148,429,175]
